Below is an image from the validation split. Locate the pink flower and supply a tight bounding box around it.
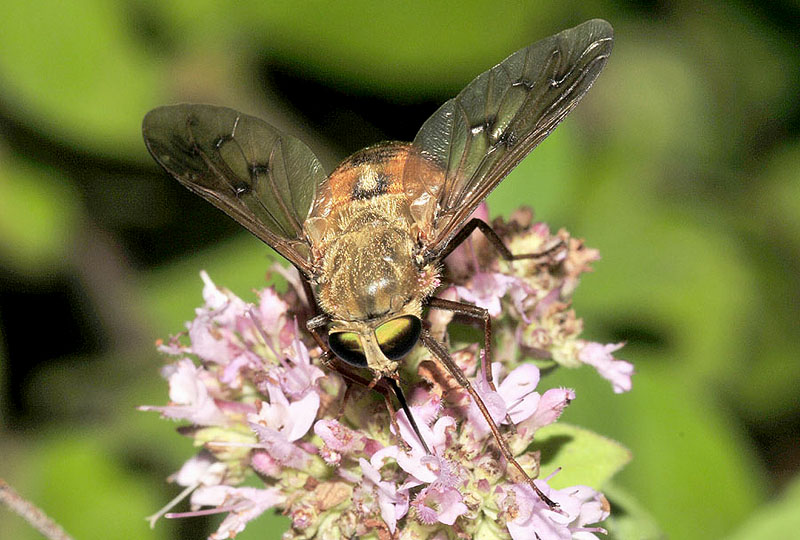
[143,203,632,538]
[278,337,324,400]
[393,392,448,454]
[171,452,226,488]
[314,419,371,456]
[157,336,190,356]
[462,362,576,445]
[412,484,468,525]
[145,451,229,528]
[247,383,319,468]
[139,358,227,426]
[359,455,410,534]
[464,365,508,440]
[383,393,469,528]
[504,480,609,540]
[456,271,526,317]
[219,350,262,389]
[518,387,576,435]
[250,450,282,478]
[578,342,634,393]
[242,286,295,354]
[188,272,249,365]
[253,287,290,333]
[390,393,462,493]
[495,363,544,424]
[188,486,284,540]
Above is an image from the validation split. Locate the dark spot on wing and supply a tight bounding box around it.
[249,163,269,179]
[214,135,232,150]
[498,129,518,148]
[232,180,250,196]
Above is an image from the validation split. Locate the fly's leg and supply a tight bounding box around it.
[296,271,320,320]
[420,327,559,509]
[434,218,564,263]
[336,376,354,421]
[428,218,562,426]
[426,296,516,433]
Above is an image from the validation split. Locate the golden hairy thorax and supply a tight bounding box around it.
[308,143,440,323]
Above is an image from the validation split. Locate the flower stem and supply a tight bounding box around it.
[0,478,74,540]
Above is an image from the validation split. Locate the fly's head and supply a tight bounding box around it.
[326,307,424,376]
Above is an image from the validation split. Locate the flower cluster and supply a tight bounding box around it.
[141,205,632,539]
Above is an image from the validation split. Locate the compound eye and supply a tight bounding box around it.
[376,316,422,360]
[328,332,367,367]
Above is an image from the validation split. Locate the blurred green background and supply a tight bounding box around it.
[1,1,798,539]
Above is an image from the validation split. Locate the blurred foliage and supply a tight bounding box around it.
[533,423,632,490]
[725,473,800,540]
[0,155,80,274]
[1,1,799,539]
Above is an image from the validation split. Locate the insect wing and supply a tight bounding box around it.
[142,104,326,276]
[407,19,613,259]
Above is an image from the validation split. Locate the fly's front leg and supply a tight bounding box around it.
[426,296,515,433]
[427,297,494,386]
[419,328,558,509]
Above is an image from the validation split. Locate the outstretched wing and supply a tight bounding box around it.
[405,19,613,260]
[142,104,326,276]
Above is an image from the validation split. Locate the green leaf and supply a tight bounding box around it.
[570,160,755,384]
[734,142,800,418]
[488,124,581,224]
[544,365,766,540]
[533,423,631,490]
[235,1,589,98]
[603,483,666,540]
[724,473,800,540]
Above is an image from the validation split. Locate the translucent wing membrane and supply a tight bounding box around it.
[408,19,614,258]
[142,104,326,276]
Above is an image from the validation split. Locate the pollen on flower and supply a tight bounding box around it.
[140,204,628,539]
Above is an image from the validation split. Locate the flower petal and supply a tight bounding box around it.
[497,363,542,424]
[579,342,633,393]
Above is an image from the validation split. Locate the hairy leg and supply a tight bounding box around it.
[420,327,558,509]
[426,296,517,432]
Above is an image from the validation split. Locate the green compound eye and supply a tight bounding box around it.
[375,316,422,360]
[328,332,366,367]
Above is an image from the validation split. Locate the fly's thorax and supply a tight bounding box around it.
[317,213,422,322]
